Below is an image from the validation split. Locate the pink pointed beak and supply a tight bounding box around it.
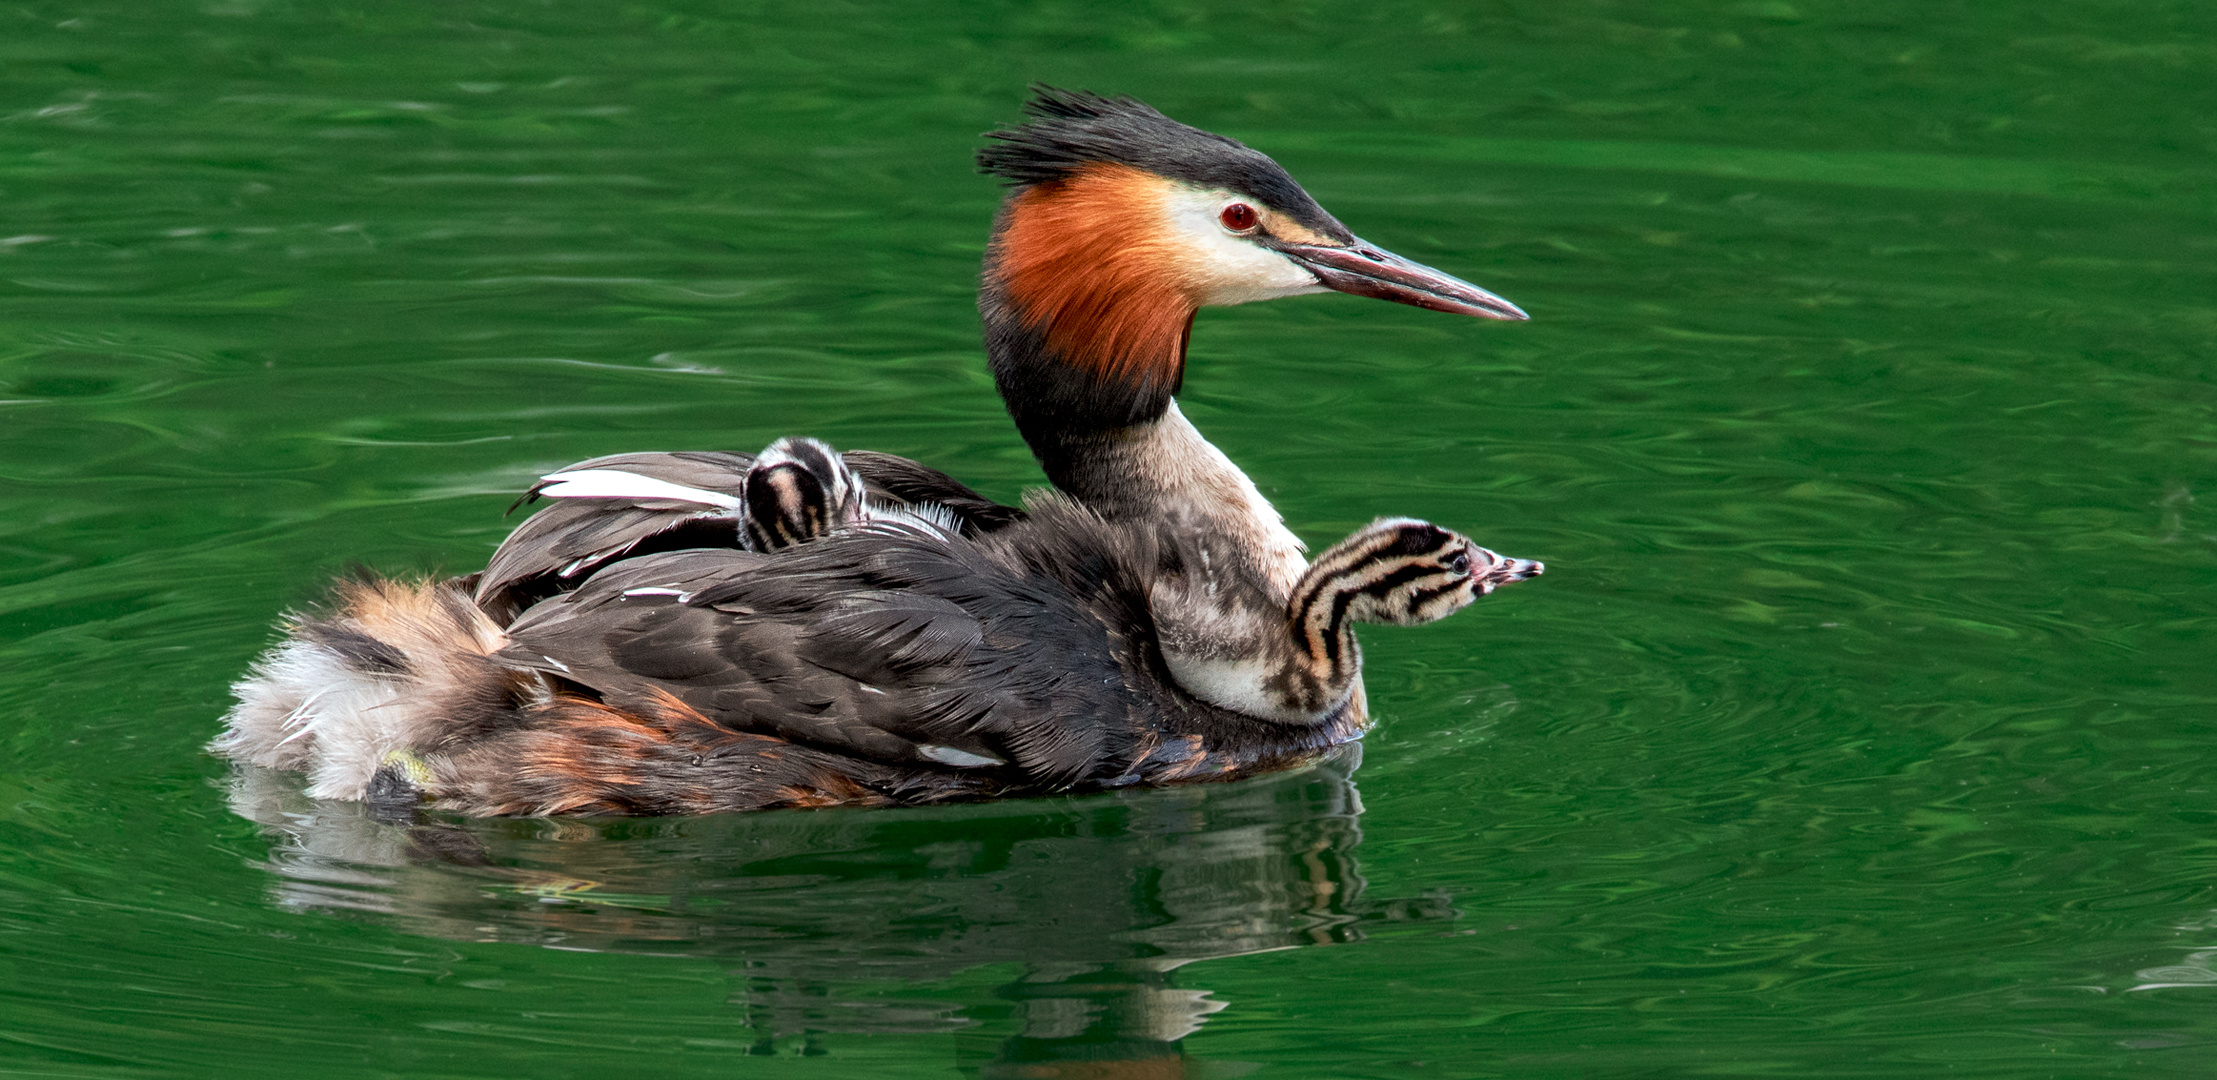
[1269,237,1528,321]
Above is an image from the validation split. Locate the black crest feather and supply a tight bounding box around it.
[977,86,1349,239]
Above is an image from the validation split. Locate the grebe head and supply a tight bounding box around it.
[1326,518,1545,628]
[976,87,1525,435]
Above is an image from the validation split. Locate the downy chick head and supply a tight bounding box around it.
[743,436,867,551]
[1336,518,1544,627]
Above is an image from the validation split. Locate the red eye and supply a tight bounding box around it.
[1219,203,1258,233]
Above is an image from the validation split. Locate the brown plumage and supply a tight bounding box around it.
[990,164,1199,393]
[428,690,904,817]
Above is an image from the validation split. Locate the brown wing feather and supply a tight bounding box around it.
[476,451,756,619]
[476,449,1024,621]
[492,516,1157,787]
[842,450,1026,534]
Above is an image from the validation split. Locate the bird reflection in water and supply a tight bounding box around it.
[227,745,1457,1072]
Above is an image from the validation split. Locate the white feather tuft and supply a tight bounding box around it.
[211,579,525,801]
[919,744,1006,768]
[867,497,962,537]
[537,469,742,508]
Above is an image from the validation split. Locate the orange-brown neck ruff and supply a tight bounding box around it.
[988,164,1198,413]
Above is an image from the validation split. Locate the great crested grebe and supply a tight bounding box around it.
[214,89,1538,816]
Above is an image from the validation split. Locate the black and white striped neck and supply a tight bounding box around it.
[1160,518,1541,725]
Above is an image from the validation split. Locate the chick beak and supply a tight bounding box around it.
[1471,548,1545,595]
[1268,237,1528,321]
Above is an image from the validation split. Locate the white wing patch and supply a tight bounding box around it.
[919,744,1006,768]
[537,469,742,509]
[866,498,962,537]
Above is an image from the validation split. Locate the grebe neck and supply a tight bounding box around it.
[981,217,1306,601]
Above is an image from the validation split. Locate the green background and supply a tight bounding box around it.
[2,1,2213,1075]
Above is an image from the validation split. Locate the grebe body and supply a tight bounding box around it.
[221,508,1535,815]
[215,89,1538,816]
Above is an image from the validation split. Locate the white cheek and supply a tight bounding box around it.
[1162,187,1327,306]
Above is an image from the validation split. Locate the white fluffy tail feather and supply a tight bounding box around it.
[212,578,513,801]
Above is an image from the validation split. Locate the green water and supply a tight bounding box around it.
[3,1,2213,1075]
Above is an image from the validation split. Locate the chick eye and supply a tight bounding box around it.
[1446,552,1471,575]
[1219,202,1259,233]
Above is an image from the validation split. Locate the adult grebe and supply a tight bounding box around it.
[475,88,1527,701]
[214,89,1538,815]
